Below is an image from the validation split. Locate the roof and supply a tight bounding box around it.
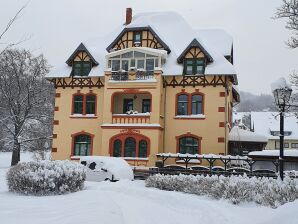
[249,150,298,158]
[229,126,268,143]
[46,11,237,81]
[234,112,298,140]
[65,43,99,66]
[177,38,213,63]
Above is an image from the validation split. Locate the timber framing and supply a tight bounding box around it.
[163,75,229,88]
[50,77,104,89]
[66,43,99,66]
[106,26,171,53]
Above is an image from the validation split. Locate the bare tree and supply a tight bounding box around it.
[0,49,51,165]
[275,0,298,48]
[0,5,27,55]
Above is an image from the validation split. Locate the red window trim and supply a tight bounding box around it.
[109,133,150,158]
[71,131,94,156]
[175,133,202,154]
[71,93,97,116]
[175,91,205,116]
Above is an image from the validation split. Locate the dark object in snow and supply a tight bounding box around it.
[89,162,96,170]
[6,160,86,196]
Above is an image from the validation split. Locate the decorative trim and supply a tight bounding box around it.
[55,93,61,98]
[71,131,95,156]
[218,107,225,112]
[53,120,59,125]
[163,75,231,87]
[101,125,163,130]
[54,106,59,111]
[219,92,225,97]
[52,148,57,152]
[50,77,104,89]
[53,134,57,139]
[66,43,98,66]
[218,137,225,143]
[219,122,225,127]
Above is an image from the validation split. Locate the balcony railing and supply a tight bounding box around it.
[112,114,150,124]
[110,70,154,81]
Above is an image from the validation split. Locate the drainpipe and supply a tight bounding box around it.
[224,79,228,155]
[162,77,166,154]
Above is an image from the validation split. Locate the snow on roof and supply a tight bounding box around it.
[79,156,133,180]
[46,11,237,79]
[229,126,268,143]
[249,150,298,157]
[271,77,292,92]
[234,112,298,140]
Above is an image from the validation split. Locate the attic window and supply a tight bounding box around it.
[183,58,205,75]
[73,61,91,77]
[133,31,142,46]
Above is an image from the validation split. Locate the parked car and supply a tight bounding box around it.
[80,156,134,182]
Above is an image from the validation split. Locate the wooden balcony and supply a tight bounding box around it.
[112,114,150,124]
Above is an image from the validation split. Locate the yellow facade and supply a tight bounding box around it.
[50,14,238,167]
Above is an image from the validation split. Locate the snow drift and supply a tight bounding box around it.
[6,160,86,195]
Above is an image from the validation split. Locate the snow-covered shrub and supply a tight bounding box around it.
[145,174,298,208]
[6,160,86,195]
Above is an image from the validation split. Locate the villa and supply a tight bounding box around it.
[46,9,239,166]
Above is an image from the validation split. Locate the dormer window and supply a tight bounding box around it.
[133,31,142,46]
[183,58,205,75]
[73,61,91,77]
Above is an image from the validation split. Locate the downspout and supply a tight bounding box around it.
[162,77,166,154]
[224,77,228,155]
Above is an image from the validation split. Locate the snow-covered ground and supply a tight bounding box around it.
[0,152,298,224]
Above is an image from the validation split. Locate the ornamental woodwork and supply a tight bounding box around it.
[50,77,104,89]
[185,47,204,59]
[163,75,227,88]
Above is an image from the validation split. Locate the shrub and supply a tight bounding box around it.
[145,174,298,208]
[7,160,86,195]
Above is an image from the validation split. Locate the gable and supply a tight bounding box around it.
[66,43,98,66]
[106,27,171,53]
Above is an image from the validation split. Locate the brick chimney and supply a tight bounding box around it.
[125,8,132,25]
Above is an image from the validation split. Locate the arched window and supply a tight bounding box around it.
[113,139,122,157]
[86,95,96,114]
[124,137,136,157]
[192,94,203,114]
[138,140,148,158]
[73,95,84,114]
[177,94,188,115]
[179,136,199,154]
[74,135,91,156]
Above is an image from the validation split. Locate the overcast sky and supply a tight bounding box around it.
[1,0,298,94]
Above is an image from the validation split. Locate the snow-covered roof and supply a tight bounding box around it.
[46,11,237,80]
[229,126,268,143]
[249,150,298,157]
[234,112,298,140]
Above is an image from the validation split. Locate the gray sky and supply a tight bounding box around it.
[1,0,298,94]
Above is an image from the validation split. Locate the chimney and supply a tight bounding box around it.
[125,8,132,25]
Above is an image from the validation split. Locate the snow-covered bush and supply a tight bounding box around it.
[145,174,298,208]
[6,160,86,195]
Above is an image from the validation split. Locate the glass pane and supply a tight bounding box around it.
[130,59,135,67]
[139,140,147,158]
[192,95,203,114]
[113,140,122,157]
[134,33,141,42]
[111,60,120,71]
[146,59,154,71]
[196,65,204,74]
[122,52,133,58]
[155,58,159,67]
[122,60,129,71]
[177,94,188,115]
[142,99,151,113]
[179,137,198,154]
[75,144,80,155]
[186,65,193,75]
[196,59,204,65]
[146,54,157,58]
[124,137,136,157]
[123,99,133,113]
[74,95,84,114]
[134,51,145,58]
[137,60,145,69]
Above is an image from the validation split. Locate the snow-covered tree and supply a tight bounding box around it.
[0,49,52,166]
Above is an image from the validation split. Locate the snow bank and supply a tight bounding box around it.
[146,174,298,208]
[6,160,86,195]
[80,156,133,181]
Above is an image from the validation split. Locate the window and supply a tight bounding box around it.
[124,137,136,157]
[271,131,292,136]
[291,143,298,148]
[74,135,91,156]
[113,140,122,157]
[73,95,84,114]
[133,31,142,44]
[275,141,289,149]
[176,93,204,116]
[192,94,203,115]
[183,58,205,75]
[111,135,149,158]
[179,136,199,154]
[123,99,133,113]
[142,99,151,113]
[284,143,289,148]
[73,61,91,76]
[86,95,96,114]
[138,140,148,158]
[177,94,188,115]
[72,94,97,115]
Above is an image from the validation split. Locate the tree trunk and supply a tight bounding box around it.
[11,140,20,166]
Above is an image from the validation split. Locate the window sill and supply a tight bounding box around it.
[123,157,149,161]
[70,114,97,119]
[113,113,150,117]
[174,114,205,120]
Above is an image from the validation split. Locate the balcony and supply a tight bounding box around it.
[110,70,155,82]
[112,92,151,124]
